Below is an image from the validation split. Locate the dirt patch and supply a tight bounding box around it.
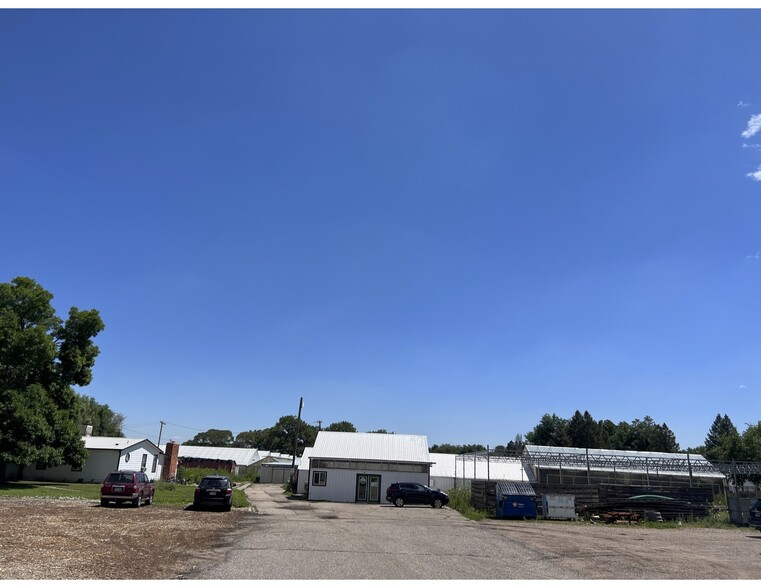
[0,496,246,579]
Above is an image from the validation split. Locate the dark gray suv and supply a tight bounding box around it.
[386,482,449,508]
[193,475,235,511]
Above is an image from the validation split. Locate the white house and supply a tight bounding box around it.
[24,436,164,483]
[305,431,432,504]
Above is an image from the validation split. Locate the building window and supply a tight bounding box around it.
[71,465,83,472]
[151,455,158,473]
[312,471,327,486]
[124,452,130,463]
[141,454,148,471]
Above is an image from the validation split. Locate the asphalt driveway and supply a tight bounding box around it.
[189,484,761,580]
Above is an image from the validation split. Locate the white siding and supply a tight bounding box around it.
[23,437,163,484]
[116,440,163,481]
[308,466,428,503]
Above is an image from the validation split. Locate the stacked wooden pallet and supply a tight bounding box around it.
[470,480,498,513]
[579,498,711,520]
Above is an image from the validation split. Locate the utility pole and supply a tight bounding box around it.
[290,398,304,490]
[315,420,322,431]
[157,421,166,447]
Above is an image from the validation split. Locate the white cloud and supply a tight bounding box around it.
[739,384,748,389]
[747,167,761,182]
[742,114,761,139]
[738,101,750,108]
[744,252,761,262]
[743,143,761,150]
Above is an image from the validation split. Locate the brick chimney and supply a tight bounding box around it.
[162,441,180,481]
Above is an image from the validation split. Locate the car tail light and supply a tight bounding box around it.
[195,488,200,495]
[225,488,232,495]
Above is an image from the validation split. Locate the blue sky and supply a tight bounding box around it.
[3,9,761,450]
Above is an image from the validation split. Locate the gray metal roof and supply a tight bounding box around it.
[171,445,260,466]
[310,431,430,463]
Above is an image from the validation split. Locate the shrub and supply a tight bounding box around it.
[447,486,489,521]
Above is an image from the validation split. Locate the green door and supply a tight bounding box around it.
[368,475,380,502]
[356,474,381,503]
[356,475,368,502]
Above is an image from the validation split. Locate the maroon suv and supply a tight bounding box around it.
[101,471,155,507]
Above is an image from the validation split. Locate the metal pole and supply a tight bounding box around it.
[687,452,693,488]
[645,457,650,487]
[586,447,591,485]
[487,445,490,481]
[157,420,166,448]
[291,397,303,488]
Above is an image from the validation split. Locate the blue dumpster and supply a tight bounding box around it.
[495,482,537,519]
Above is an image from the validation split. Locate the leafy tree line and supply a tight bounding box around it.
[0,277,107,475]
[523,411,680,452]
[689,414,761,462]
[184,419,391,454]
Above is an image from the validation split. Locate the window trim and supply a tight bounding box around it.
[312,470,327,486]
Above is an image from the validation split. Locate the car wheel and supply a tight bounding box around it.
[433,498,443,508]
[100,499,108,507]
[394,497,404,507]
[134,494,142,508]
[146,491,154,505]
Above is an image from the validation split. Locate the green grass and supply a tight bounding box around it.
[447,487,490,521]
[0,480,101,500]
[0,480,249,509]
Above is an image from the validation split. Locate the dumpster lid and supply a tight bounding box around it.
[496,481,535,496]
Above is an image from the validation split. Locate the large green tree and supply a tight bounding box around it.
[253,416,318,455]
[325,421,357,432]
[525,413,571,447]
[567,410,599,448]
[233,430,261,448]
[0,277,104,473]
[701,414,740,460]
[75,394,124,437]
[184,429,234,446]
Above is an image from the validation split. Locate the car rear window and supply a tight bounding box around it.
[200,478,228,489]
[107,473,134,483]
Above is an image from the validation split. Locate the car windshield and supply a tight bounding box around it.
[200,478,228,489]
[107,473,133,483]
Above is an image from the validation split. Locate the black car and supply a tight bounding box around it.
[193,475,236,511]
[750,499,761,532]
[386,482,449,508]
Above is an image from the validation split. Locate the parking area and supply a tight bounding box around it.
[2,487,761,580]
[192,484,761,580]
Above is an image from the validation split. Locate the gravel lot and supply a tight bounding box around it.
[0,496,244,580]
[3,488,761,580]
[193,485,761,580]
